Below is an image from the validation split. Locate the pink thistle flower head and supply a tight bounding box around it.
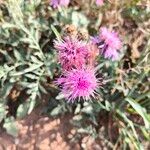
[91,27,122,61]
[59,0,70,6]
[96,0,104,6]
[100,27,122,50]
[54,36,89,71]
[50,0,70,8]
[56,68,99,102]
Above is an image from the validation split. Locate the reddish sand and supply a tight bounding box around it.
[0,107,102,150]
[0,108,79,150]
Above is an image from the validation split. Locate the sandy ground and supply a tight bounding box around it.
[0,107,101,150]
[0,108,80,150]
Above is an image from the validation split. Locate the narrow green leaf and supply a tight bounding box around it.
[51,25,61,41]
[17,103,29,119]
[28,98,36,114]
[126,98,150,129]
[3,117,18,137]
[50,105,62,116]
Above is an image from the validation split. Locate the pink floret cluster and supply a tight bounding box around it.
[95,0,104,6]
[57,68,99,102]
[91,27,122,60]
[50,0,104,8]
[54,27,122,102]
[54,36,99,102]
[54,37,88,71]
[50,0,70,8]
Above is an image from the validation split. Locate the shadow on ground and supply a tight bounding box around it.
[0,106,81,150]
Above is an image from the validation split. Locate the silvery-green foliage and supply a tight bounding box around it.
[0,0,57,136]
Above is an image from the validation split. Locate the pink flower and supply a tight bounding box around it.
[54,36,89,71]
[100,27,122,50]
[50,0,70,8]
[95,0,104,6]
[56,68,99,102]
[60,0,70,6]
[91,27,122,60]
